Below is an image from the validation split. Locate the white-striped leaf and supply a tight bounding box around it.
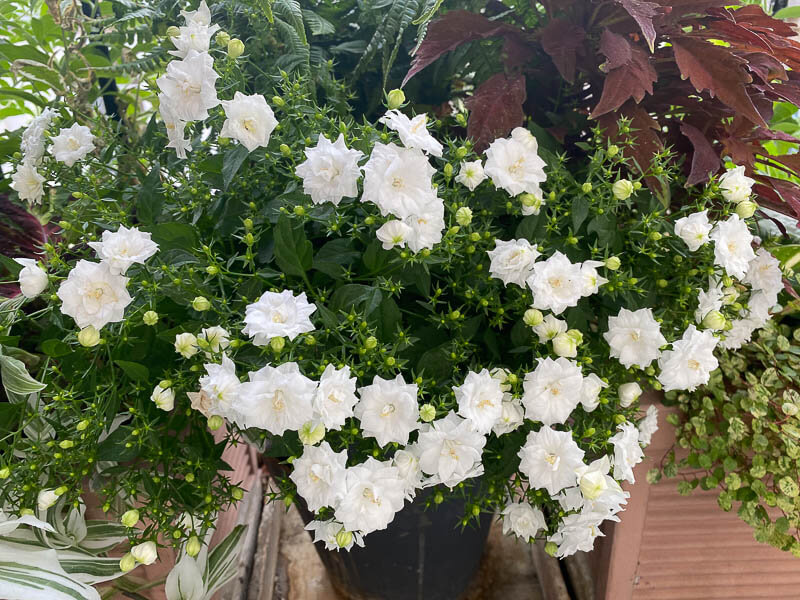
[56,549,127,585]
[0,545,101,600]
[204,525,246,596]
[79,521,127,554]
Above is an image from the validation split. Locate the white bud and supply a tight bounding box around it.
[618,382,642,408]
[131,541,158,565]
[612,179,634,200]
[151,385,175,411]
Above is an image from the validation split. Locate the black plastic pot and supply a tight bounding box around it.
[297,486,493,600]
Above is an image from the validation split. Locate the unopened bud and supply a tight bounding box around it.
[215,31,231,47]
[232,486,244,500]
[143,311,159,326]
[386,89,406,110]
[544,541,559,557]
[121,509,140,528]
[0,467,9,479]
[364,336,378,349]
[119,553,137,573]
[455,206,473,226]
[270,336,285,353]
[612,179,634,200]
[736,200,758,219]
[581,182,593,193]
[552,332,578,358]
[702,310,726,331]
[605,256,621,271]
[78,326,100,347]
[299,421,325,445]
[420,404,436,422]
[280,143,291,157]
[208,415,224,430]
[166,26,180,38]
[607,145,619,158]
[227,39,244,59]
[336,529,354,549]
[186,535,202,557]
[523,308,544,327]
[191,296,211,312]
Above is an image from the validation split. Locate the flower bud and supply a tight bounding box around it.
[131,541,158,565]
[364,336,378,349]
[722,287,739,305]
[186,535,202,557]
[581,182,593,193]
[618,382,642,408]
[455,146,467,159]
[78,325,101,347]
[544,541,559,557]
[121,509,140,528]
[119,553,137,573]
[386,89,406,110]
[232,486,244,500]
[299,421,325,445]
[736,200,758,219]
[279,143,291,157]
[336,529,354,549]
[420,404,436,422]
[166,26,180,38]
[15,258,48,298]
[552,332,578,358]
[215,31,231,47]
[59,440,74,449]
[455,207,473,226]
[702,310,726,331]
[520,192,543,215]
[648,231,662,242]
[37,489,60,511]
[208,415,224,430]
[174,333,199,358]
[191,296,211,312]
[151,385,175,412]
[0,467,9,479]
[270,336,285,353]
[143,311,159,326]
[605,256,621,271]
[579,470,608,500]
[607,144,620,157]
[523,308,544,327]
[227,38,244,59]
[612,179,634,200]
[443,163,453,178]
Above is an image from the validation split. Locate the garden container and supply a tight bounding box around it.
[296,486,494,600]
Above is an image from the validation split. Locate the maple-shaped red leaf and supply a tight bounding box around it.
[671,37,767,129]
[680,123,721,186]
[403,11,525,86]
[617,0,661,52]
[540,19,585,83]
[590,29,657,118]
[465,73,526,154]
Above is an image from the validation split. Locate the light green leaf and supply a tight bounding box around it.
[775,6,800,19]
[0,351,46,401]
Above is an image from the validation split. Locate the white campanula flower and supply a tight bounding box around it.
[362,142,438,220]
[379,110,443,157]
[674,210,711,252]
[10,162,45,204]
[20,108,55,165]
[355,374,419,447]
[490,367,512,391]
[220,92,277,152]
[609,422,644,483]
[313,364,359,430]
[487,238,540,287]
[709,214,755,280]
[158,94,192,158]
[455,160,486,191]
[88,226,159,275]
[131,541,158,565]
[57,260,132,330]
[552,330,579,358]
[151,384,175,411]
[492,394,524,436]
[603,307,666,370]
[453,369,505,435]
[484,127,547,197]
[526,251,584,315]
[174,332,199,358]
[518,425,585,495]
[156,50,219,122]
[393,445,423,500]
[243,289,316,346]
[305,519,364,552]
[520,190,545,216]
[720,301,772,351]
[50,123,95,167]
[181,0,212,26]
[295,134,364,205]
[199,326,230,353]
[657,325,718,392]
[335,457,406,535]
[403,202,446,253]
[744,248,783,299]
[501,502,546,542]
[638,404,659,446]
[718,165,755,204]
[14,258,48,298]
[522,357,583,426]
[198,354,242,420]
[237,362,316,434]
[694,277,724,323]
[289,442,348,512]
[417,412,486,488]
[376,219,413,250]
[548,510,613,557]
[532,314,567,343]
[618,382,642,408]
[579,373,608,412]
[580,260,608,296]
[574,456,629,515]
[169,21,220,58]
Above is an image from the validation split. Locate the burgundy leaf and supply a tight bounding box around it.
[617,0,661,52]
[465,74,526,154]
[672,37,767,128]
[591,30,657,118]
[540,19,585,83]
[709,5,797,39]
[759,176,800,220]
[680,123,721,186]
[744,53,787,84]
[403,11,525,86]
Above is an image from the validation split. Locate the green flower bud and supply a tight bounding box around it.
[443,163,454,178]
[434,491,444,504]
[736,200,758,219]
[166,26,180,38]
[364,336,378,349]
[607,144,619,157]
[270,336,285,353]
[208,415,224,431]
[420,404,436,422]
[612,179,634,200]
[336,529,354,549]
[232,486,244,500]
[243,218,254,230]
[386,89,406,110]
[215,31,231,47]
[206,265,220,275]
[298,421,325,445]
[0,467,9,479]
[59,440,74,449]
[455,207,473,226]
[702,310,726,331]
[648,231,662,242]
[78,326,101,348]
[186,536,202,557]
[455,146,467,159]
[272,95,285,107]
[605,256,621,271]
[544,541,559,557]
[523,308,544,327]
[121,509,140,528]
[581,182,593,193]
[227,38,244,59]
[119,553,137,573]
[143,311,159,326]
[552,332,578,358]
[191,296,211,312]
[279,143,291,157]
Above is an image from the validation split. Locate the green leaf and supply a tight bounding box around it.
[775,6,800,19]
[571,196,589,231]
[113,360,149,381]
[312,238,359,279]
[41,340,71,358]
[0,402,22,435]
[136,163,162,225]
[95,427,138,462]
[0,88,46,108]
[0,351,46,400]
[222,145,251,190]
[587,214,618,247]
[302,9,335,35]
[515,213,547,242]
[273,215,313,278]
[146,223,199,252]
[329,284,383,317]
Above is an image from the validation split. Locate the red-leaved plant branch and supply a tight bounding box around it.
[405,1,800,220]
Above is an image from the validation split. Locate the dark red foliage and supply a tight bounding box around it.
[406,1,800,219]
[0,195,57,298]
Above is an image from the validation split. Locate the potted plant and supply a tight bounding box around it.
[0,2,791,599]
